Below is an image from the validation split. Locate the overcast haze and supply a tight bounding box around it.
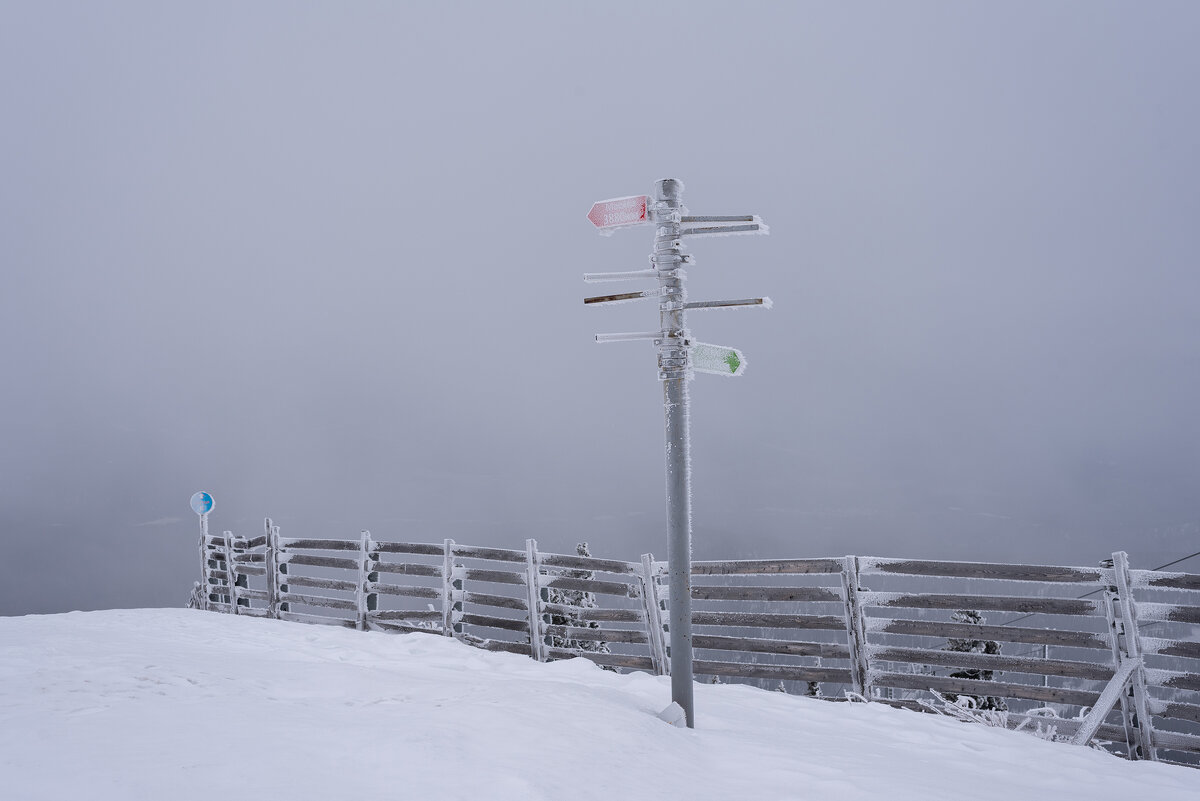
[3,3,1199,615]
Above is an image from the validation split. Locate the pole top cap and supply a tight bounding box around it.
[654,178,685,202]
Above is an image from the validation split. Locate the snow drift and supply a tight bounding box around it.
[0,609,1194,800]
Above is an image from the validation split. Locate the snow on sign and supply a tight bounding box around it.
[190,491,215,516]
[587,195,650,230]
[690,343,746,377]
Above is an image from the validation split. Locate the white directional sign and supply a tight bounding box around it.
[587,195,650,230]
[690,342,746,377]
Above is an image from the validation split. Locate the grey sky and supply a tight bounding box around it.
[2,3,1199,615]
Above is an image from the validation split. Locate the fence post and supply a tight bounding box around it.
[639,553,669,676]
[357,530,378,631]
[264,518,278,618]
[1099,558,1138,758]
[275,525,289,614]
[525,538,546,662]
[442,539,456,637]
[222,532,240,614]
[1112,551,1157,761]
[840,555,869,697]
[200,532,221,610]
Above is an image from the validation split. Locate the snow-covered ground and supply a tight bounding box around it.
[0,609,1194,800]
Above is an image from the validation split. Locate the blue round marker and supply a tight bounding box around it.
[190,491,215,516]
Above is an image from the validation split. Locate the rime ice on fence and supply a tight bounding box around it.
[193,527,1200,767]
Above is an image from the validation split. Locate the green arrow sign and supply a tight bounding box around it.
[690,342,746,377]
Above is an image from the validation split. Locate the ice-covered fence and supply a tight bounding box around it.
[193,526,1200,766]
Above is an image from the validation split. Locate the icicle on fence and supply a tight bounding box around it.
[192,524,1200,767]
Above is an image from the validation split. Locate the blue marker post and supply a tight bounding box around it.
[190,491,215,608]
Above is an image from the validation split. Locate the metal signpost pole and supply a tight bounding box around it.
[652,179,696,727]
[585,179,769,730]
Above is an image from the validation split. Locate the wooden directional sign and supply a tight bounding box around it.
[690,343,746,377]
[587,195,650,230]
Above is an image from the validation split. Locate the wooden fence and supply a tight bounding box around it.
[192,521,1200,767]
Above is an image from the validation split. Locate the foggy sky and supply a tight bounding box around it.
[3,3,1199,615]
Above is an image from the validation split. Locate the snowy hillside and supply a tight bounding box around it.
[0,610,1194,800]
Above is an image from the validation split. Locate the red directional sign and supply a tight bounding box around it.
[587,195,650,229]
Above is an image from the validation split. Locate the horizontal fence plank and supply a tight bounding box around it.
[283,575,359,593]
[373,609,442,622]
[862,558,1105,584]
[203,535,229,548]
[543,625,648,645]
[368,620,443,636]
[237,588,270,602]
[451,545,526,564]
[278,610,357,629]
[862,592,1101,617]
[872,672,1100,708]
[545,649,656,671]
[1142,638,1200,661]
[691,559,843,576]
[244,535,268,549]
[691,611,847,630]
[866,618,1110,650]
[280,538,362,552]
[232,565,266,577]
[279,592,358,611]
[692,634,851,660]
[868,646,1116,682]
[1154,701,1200,725]
[541,575,638,598]
[539,553,640,575]
[282,554,360,571]
[691,585,842,603]
[373,562,442,579]
[460,613,530,634]
[1151,729,1200,755]
[540,604,643,624]
[374,542,445,556]
[1145,668,1200,693]
[460,591,528,612]
[1134,602,1200,625]
[369,583,441,600]
[1130,569,1200,593]
[693,660,853,684]
[232,552,266,564]
[237,606,268,617]
[460,568,525,586]
[472,638,535,656]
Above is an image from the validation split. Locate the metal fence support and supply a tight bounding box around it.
[1112,551,1158,761]
[526,538,546,662]
[442,539,456,637]
[1100,560,1138,758]
[222,531,240,614]
[639,553,669,675]
[840,555,869,697]
[357,530,376,631]
[275,525,289,614]
[264,518,278,618]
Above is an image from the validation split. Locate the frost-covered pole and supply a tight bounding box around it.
[585,180,769,729]
[652,178,695,727]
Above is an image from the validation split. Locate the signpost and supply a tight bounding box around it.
[584,179,770,728]
[191,491,215,611]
